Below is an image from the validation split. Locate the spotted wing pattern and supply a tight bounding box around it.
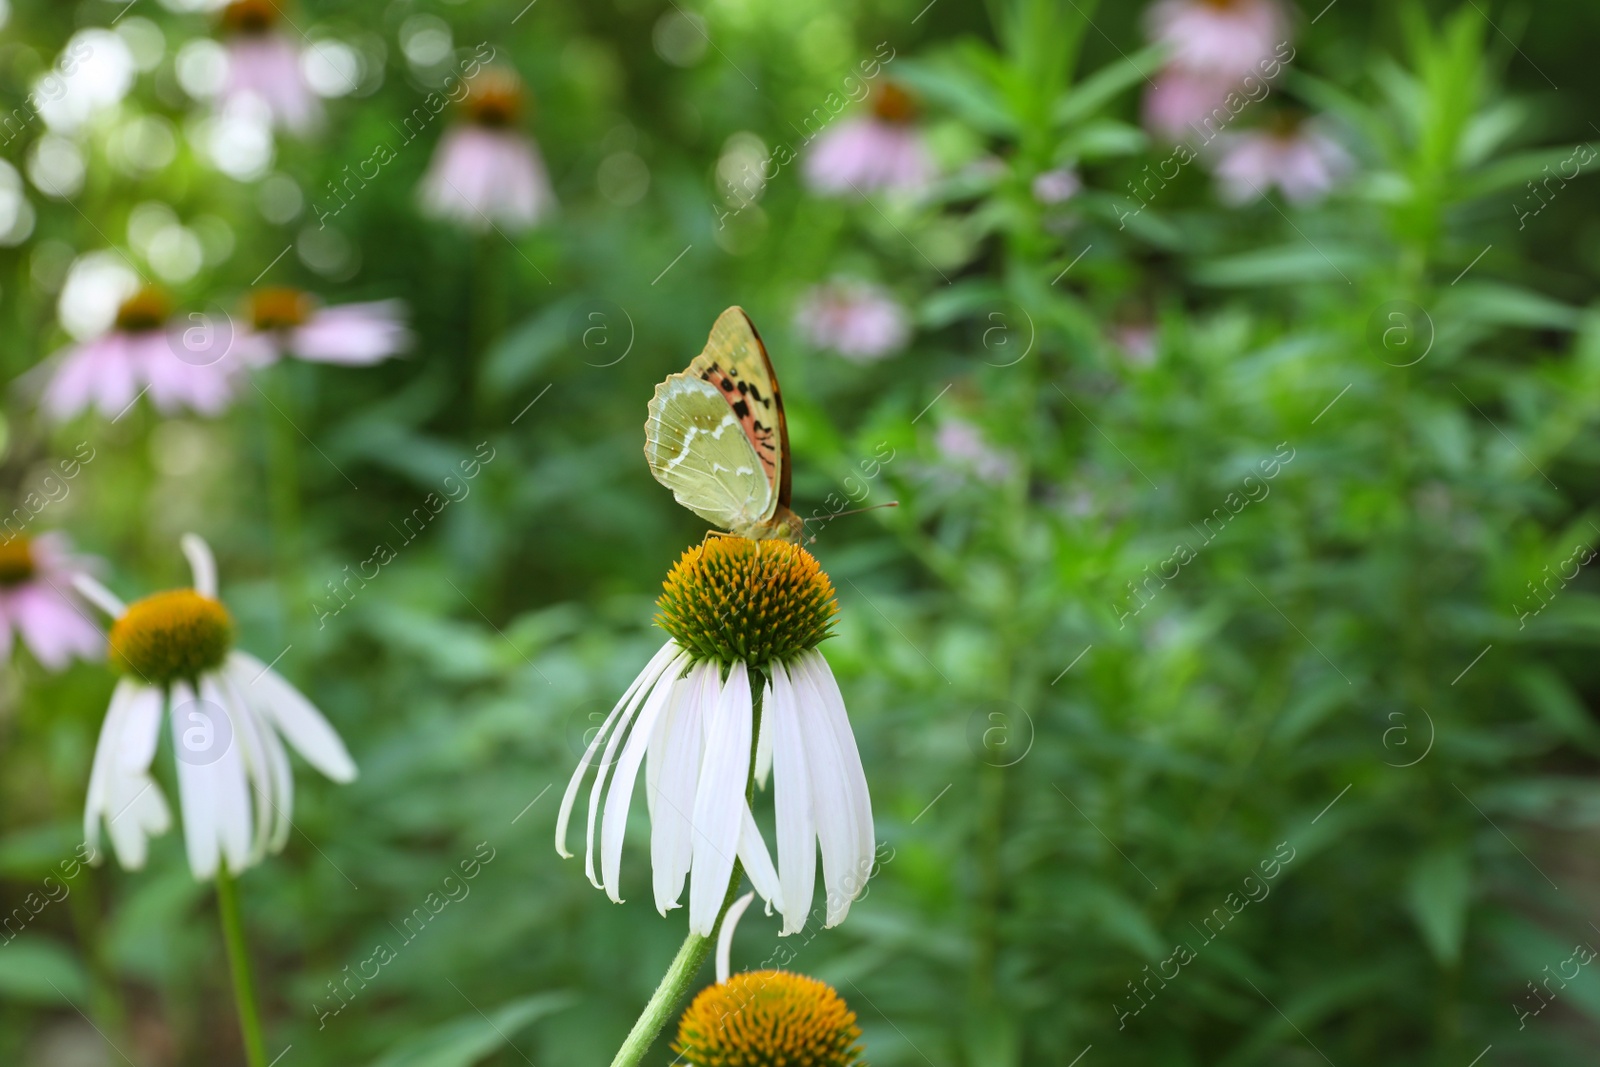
[645,307,800,540]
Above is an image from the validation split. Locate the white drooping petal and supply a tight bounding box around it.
[85,680,172,870]
[84,678,135,862]
[738,800,783,916]
[586,649,687,888]
[104,768,171,870]
[116,682,164,775]
[72,573,126,619]
[226,651,356,784]
[556,640,679,859]
[258,707,294,852]
[754,695,773,790]
[716,891,756,985]
[689,661,753,936]
[644,670,674,824]
[792,656,864,927]
[600,662,685,902]
[221,674,277,867]
[99,685,172,871]
[802,651,876,899]
[170,681,220,879]
[768,662,815,934]
[650,660,713,913]
[181,532,218,598]
[201,675,254,876]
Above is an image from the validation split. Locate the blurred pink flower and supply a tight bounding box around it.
[804,83,935,196]
[420,70,555,231]
[0,533,103,670]
[1142,68,1241,140]
[1032,167,1082,205]
[1214,124,1351,204]
[936,419,1014,482]
[1146,0,1288,81]
[42,288,243,421]
[219,0,321,135]
[1110,324,1159,367]
[794,281,910,362]
[242,288,410,366]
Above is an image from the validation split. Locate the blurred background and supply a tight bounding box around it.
[0,0,1598,1063]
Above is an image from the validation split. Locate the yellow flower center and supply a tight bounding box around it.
[109,590,233,684]
[114,287,171,333]
[249,286,312,331]
[675,970,864,1067]
[656,537,837,667]
[0,537,33,586]
[222,0,279,34]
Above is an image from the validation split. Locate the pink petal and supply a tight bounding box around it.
[290,301,410,365]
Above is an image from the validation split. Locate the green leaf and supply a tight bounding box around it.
[1438,282,1581,331]
[1515,665,1600,753]
[0,936,91,1005]
[367,992,573,1067]
[1458,144,1595,201]
[1052,45,1165,128]
[1058,120,1148,161]
[891,55,1016,137]
[482,301,577,395]
[1192,244,1364,287]
[1405,844,1471,966]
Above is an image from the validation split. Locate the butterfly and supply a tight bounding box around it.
[645,306,805,543]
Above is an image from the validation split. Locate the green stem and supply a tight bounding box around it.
[608,669,765,1067]
[263,367,303,633]
[215,864,268,1067]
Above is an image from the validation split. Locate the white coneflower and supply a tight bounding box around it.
[78,534,355,879]
[556,537,874,937]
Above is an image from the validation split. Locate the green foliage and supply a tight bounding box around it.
[0,0,1596,1065]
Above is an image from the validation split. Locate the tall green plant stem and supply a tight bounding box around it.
[262,368,303,632]
[216,864,269,1067]
[607,670,764,1067]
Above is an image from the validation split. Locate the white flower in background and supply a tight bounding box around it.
[420,67,556,231]
[794,280,911,363]
[1213,120,1352,205]
[804,82,935,196]
[34,29,136,135]
[240,287,410,366]
[1032,166,1082,205]
[936,418,1015,482]
[78,535,356,878]
[0,159,36,245]
[217,0,322,135]
[0,533,104,670]
[557,538,874,937]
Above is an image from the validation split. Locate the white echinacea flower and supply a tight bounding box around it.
[78,534,356,879]
[556,537,874,937]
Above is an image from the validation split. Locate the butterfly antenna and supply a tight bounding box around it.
[802,501,899,543]
[823,501,899,522]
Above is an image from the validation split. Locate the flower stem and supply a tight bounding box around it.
[607,670,765,1067]
[215,864,269,1067]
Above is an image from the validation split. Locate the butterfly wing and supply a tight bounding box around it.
[645,307,801,539]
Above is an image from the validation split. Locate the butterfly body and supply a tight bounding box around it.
[646,307,804,543]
